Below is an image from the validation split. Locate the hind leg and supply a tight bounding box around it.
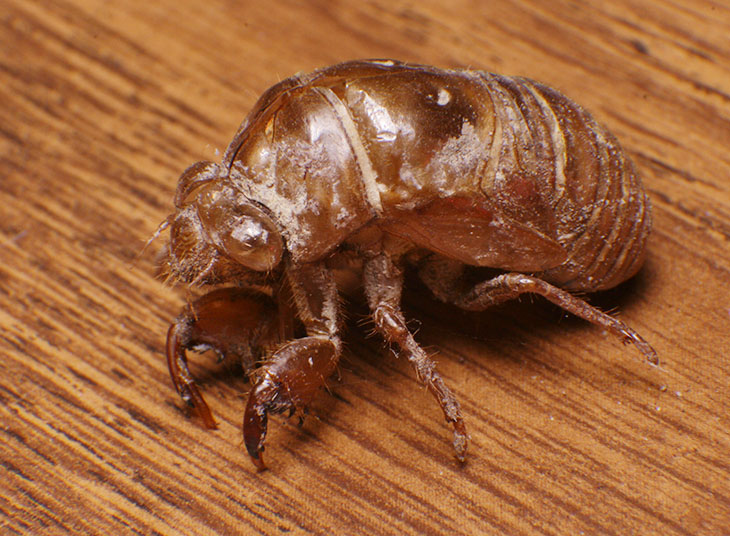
[418,257,657,365]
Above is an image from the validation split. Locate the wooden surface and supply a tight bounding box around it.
[2,1,729,534]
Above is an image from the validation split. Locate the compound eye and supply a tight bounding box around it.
[196,185,283,271]
[223,209,283,271]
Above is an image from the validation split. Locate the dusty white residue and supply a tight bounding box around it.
[329,185,344,226]
[335,206,352,227]
[208,188,223,203]
[502,100,518,123]
[489,214,505,228]
[256,146,272,164]
[494,169,506,188]
[437,88,451,106]
[427,121,484,195]
[231,162,312,254]
[231,218,267,243]
[306,110,332,143]
[398,167,422,191]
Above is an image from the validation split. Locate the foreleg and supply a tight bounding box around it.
[166,287,284,429]
[243,262,342,469]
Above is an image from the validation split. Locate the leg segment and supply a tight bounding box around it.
[166,287,284,429]
[243,262,342,470]
[363,253,468,462]
[419,257,658,365]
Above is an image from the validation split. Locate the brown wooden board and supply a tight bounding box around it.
[1,1,729,534]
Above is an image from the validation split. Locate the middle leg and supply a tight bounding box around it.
[363,253,468,461]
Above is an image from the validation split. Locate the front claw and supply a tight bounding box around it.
[243,374,277,470]
[242,336,340,470]
[166,287,283,430]
[167,322,218,429]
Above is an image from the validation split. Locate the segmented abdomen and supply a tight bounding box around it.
[479,73,651,291]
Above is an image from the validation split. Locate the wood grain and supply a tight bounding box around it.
[1,1,729,534]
